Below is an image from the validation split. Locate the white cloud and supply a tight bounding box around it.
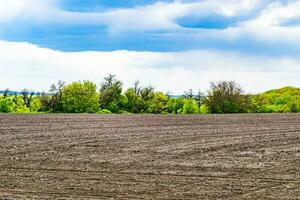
[242,1,300,27]
[0,0,263,31]
[0,0,56,23]
[2,0,300,45]
[0,40,299,94]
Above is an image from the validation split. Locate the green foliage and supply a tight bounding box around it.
[61,81,100,113]
[124,88,142,113]
[97,109,112,114]
[39,93,52,111]
[20,89,34,108]
[12,96,30,113]
[1,80,300,114]
[30,97,42,112]
[137,86,153,113]
[199,104,209,114]
[100,74,124,113]
[0,96,14,113]
[148,92,168,114]
[183,99,199,114]
[205,81,250,114]
[167,98,185,114]
[251,87,300,113]
[124,85,168,114]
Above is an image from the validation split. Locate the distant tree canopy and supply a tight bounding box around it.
[60,81,99,113]
[99,74,125,113]
[205,81,251,114]
[251,87,300,113]
[1,77,300,114]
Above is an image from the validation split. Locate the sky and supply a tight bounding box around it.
[0,0,300,94]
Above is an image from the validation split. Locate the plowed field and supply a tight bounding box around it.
[0,114,299,199]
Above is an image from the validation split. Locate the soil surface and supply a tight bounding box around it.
[0,114,299,199]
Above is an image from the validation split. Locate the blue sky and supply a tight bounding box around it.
[0,0,300,93]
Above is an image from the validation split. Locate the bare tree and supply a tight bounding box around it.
[183,89,194,99]
[49,80,66,111]
[133,80,142,95]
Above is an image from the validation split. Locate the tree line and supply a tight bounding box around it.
[1,75,300,114]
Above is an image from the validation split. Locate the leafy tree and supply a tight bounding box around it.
[20,89,34,108]
[12,96,30,113]
[251,87,300,113]
[148,92,168,114]
[38,92,52,112]
[183,98,199,114]
[61,81,100,113]
[139,86,155,113]
[124,88,142,113]
[205,81,250,114]
[167,97,185,114]
[124,81,156,113]
[0,97,14,113]
[30,97,42,112]
[99,74,124,113]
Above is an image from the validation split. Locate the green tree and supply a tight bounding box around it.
[30,97,42,112]
[38,92,52,112]
[167,97,185,114]
[0,97,14,113]
[148,92,168,114]
[61,81,100,113]
[205,81,250,114]
[124,88,142,113]
[183,98,199,114]
[251,87,300,113]
[139,86,155,113]
[12,96,30,113]
[20,89,34,108]
[99,74,124,113]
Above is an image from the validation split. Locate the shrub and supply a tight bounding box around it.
[183,99,199,114]
[61,81,100,113]
[30,97,42,112]
[205,81,250,114]
[97,109,112,114]
[0,97,14,113]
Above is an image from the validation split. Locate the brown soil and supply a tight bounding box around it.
[0,114,299,199]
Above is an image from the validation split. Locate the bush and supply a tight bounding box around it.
[124,88,142,113]
[167,98,185,114]
[0,97,14,113]
[12,96,30,113]
[205,81,250,114]
[251,87,300,113]
[97,109,112,114]
[148,92,168,114]
[200,104,209,114]
[183,99,199,114]
[61,81,100,113]
[30,97,42,112]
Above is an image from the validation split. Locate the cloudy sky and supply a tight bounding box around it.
[0,0,300,94]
